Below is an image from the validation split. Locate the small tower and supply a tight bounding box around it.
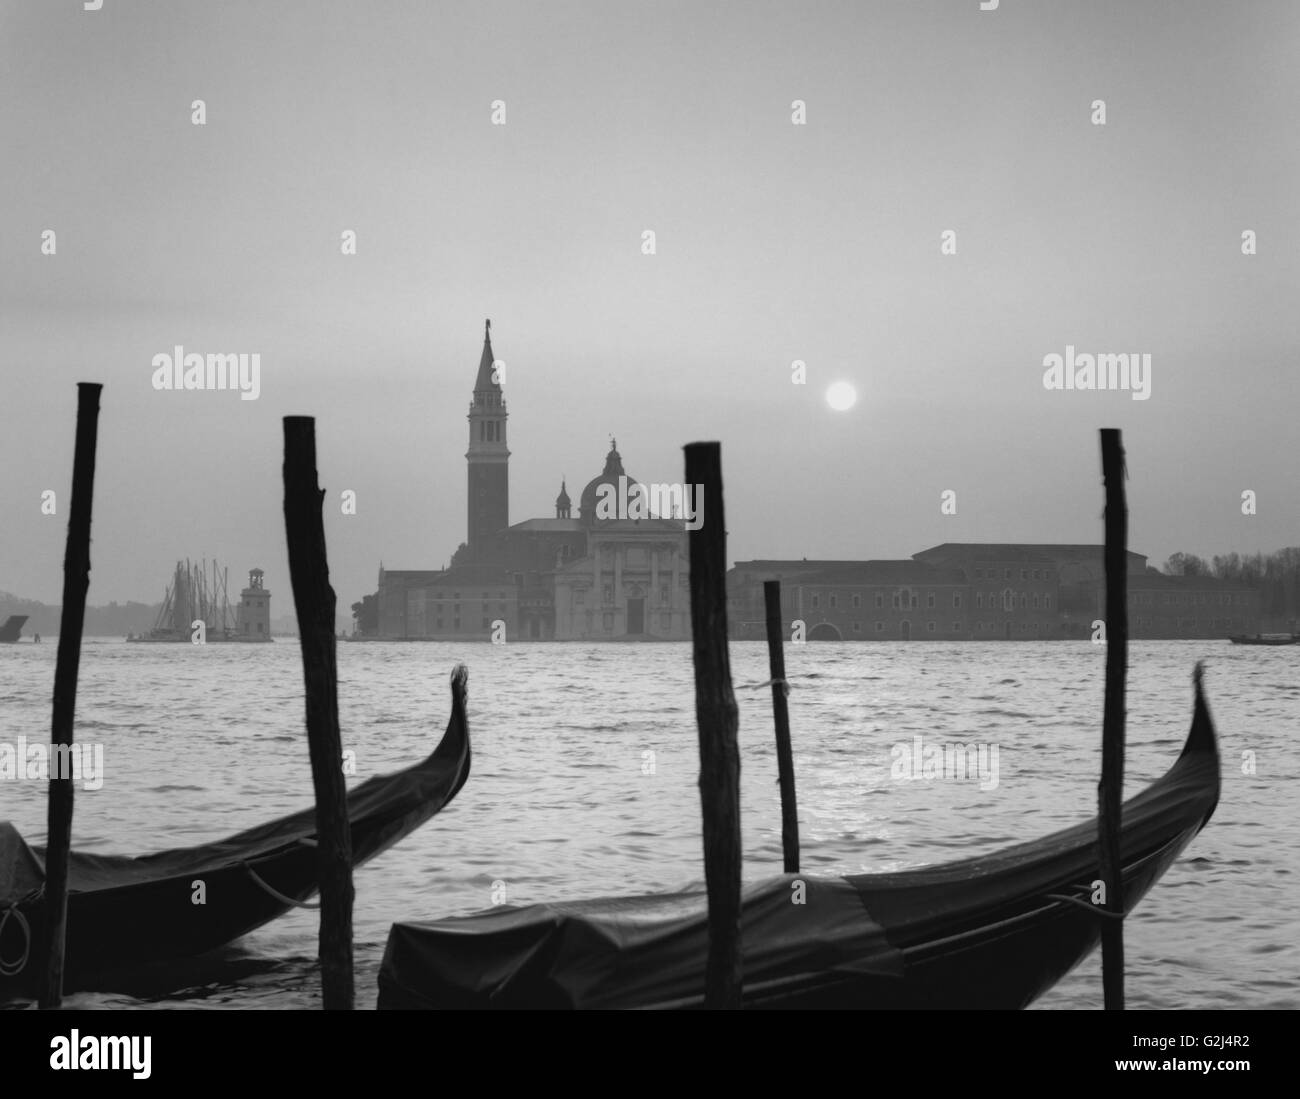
[555,478,571,519]
[238,567,272,639]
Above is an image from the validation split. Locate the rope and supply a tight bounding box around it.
[243,863,321,910]
[738,677,790,695]
[1045,892,1126,921]
[0,904,31,978]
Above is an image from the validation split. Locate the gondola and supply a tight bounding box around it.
[0,665,471,999]
[378,666,1218,1010]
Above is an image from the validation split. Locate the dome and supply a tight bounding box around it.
[579,439,639,523]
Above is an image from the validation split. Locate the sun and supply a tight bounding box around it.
[826,381,857,412]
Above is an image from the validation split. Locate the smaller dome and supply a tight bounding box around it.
[556,479,571,508]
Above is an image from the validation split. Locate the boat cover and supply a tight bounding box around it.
[380,874,906,1009]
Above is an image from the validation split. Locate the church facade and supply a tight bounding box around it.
[372,322,691,641]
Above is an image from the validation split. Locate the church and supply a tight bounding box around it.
[373,322,691,641]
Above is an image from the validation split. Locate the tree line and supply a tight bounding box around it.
[1164,548,1300,620]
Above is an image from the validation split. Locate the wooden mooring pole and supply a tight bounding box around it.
[763,581,799,874]
[39,383,102,1009]
[283,416,354,1010]
[1099,428,1127,1010]
[684,441,742,1009]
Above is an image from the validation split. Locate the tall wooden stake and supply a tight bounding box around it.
[283,416,354,1010]
[1099,428,1127,1010]
[684,441,742,1009]
[39,382,102,1009]
[763,581,799,873]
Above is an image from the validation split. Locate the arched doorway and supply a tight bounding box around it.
[900,620,911,640]
[808,622,842,641]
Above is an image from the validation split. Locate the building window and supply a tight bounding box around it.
[953,622,961,632]
[892,593,900,610]
[910,594,919,609]
[812,594,820,608]
[875,594,883,609]
[603,585,612,603]
[927,593,936,609]
[953,593,962,608]
[1004,569,1011,579]
[852,594,861,608]
[1020,594,1028,609]
[1045,595,1051,609]
[1032,569,1040,580]
[852,621,861,633]
[256,621,262,633]
[875,621,884,633]
[927,621,936,633]
[1033,594,1040,609]
[976,593,984,609]
[829,595,837,609]
[661,585,670,604]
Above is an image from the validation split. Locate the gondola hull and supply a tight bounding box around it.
[378,669,1218,1010]
[0,667,471,999]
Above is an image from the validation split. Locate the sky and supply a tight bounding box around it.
[1,0,1298,606]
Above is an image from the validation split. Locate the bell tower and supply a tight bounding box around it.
[466,319,509,557]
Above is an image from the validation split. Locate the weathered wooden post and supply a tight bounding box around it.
[283,416,354,1010]
[39,382,102,1009]
[763,581,799,873]
[684,441,742,1009]
[1099,427,1127,1010]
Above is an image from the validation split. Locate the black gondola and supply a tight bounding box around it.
[378,666,1218,1010]
[0,665,471,999]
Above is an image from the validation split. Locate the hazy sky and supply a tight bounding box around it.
[2,0,1297,606]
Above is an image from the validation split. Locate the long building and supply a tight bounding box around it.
[729,545,1261,640]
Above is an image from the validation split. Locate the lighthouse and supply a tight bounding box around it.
[237,568,272,640]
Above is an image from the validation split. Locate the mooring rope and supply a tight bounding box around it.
[242,863,321,910]
[0,904,31,978]
[1044,892,1126,921]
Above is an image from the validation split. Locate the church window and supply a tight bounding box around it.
[829,595,837,609]
[875,621,884,632]
[811,594,820,608]
[875,594,883,609]
[926,593,935,609]
[927,621,936,632]
[953,593,962,608]
[852,594,861,608]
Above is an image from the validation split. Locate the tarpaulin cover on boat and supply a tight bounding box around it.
[378,668,1218,1009]
[380,874,907,1009]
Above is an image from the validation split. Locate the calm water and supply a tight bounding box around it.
[1,639,1295,1009]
